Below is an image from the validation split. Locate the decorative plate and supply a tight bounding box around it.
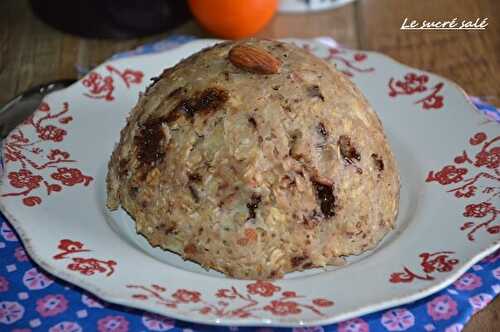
[0,39,498,327]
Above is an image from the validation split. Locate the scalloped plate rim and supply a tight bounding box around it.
[0,38,498,327]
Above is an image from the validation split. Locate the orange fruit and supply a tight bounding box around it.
[188,0,277,39]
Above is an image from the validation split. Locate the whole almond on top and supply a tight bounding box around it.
[228,44,282,74]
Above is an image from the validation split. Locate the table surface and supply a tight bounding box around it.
[0,0,498,331]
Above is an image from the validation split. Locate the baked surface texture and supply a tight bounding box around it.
[106,39,400,279]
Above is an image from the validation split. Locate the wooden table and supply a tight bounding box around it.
[0,0,498,330]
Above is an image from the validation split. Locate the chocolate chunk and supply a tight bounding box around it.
[129,186,138,197]
[275,42,286,49]
[371,153,384,171]
[184,243,197,255]
[246,194,262,220]
[312,180,336,218]
[317,122,328,138]
[187,173,202,202]
[188,173,202,182]
[248,117,258,129]
[189,185,200,202]
[279,175,296,189]
[307,85,325,101]
[338,135,361,164]
[118,158,129,177]
[194,88,229,115]
[169,87,229,122]
[134,116,168,166]
[165,108,181,123]
[291,256,307,267]
[166,225,177,235]
[302,262,313,269]
[156,223,176,235]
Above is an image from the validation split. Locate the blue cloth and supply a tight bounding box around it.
[1,217,499,332]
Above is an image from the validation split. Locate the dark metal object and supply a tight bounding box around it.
[29,0,191,39]
[0,80,76,139]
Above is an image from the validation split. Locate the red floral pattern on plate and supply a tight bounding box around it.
[126,281,334,318]
[172,289,201,303]
[247,280,281,297]
[1,102,93,207]
[426,132,499,240]
[50,168,92,186]
[264,300,301,316]
[301,44,374,77]
[388,73,444,110]
[53,239,117,277]
[390,251,459,283]
[82,65,143,101]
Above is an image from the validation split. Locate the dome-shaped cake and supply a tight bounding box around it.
[106,39,400,279]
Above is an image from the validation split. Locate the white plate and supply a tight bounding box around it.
[278,0,356,13]
[1,38,498,327]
